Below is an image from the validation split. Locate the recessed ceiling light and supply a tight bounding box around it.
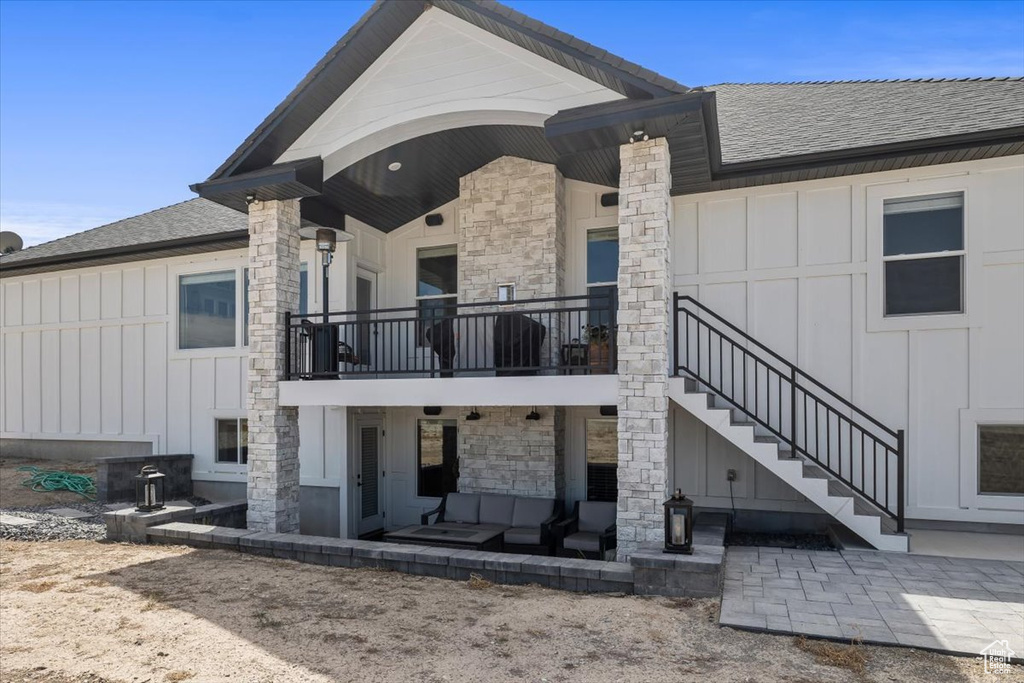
[388,161,402,172]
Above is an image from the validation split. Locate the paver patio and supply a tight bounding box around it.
[720,546,1024,659]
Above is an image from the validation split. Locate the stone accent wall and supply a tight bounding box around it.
[457,407,563,499]
[455,156,567,500]
[458,156,565,304]
[616,138,673,558]
[246,199,302,533]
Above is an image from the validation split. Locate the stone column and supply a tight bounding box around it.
[616,138,672,559]
[246,198,301,533]
[456,156,567,499]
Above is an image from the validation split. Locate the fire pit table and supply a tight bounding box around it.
[383,524,504,551]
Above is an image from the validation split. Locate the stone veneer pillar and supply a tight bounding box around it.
[456,156,566,499]
[616,138,672,559]
[246,198,301,533]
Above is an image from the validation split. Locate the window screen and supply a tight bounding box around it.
[882,193,964,317]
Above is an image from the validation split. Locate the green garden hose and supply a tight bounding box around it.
[18,466,97,500]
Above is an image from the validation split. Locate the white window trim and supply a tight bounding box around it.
[867,176,982,332]
[212,414,248,473]
[414,244,458,349]
[585,226,619,290]
[958,408,1024,513]
[169,258,248,360]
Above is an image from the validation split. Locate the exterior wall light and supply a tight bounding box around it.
[525,408,541,421]
[465,408,481,421]
[628,129,649,143]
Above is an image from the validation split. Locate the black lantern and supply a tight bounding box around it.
[663,488,693,554]
[134,465,166,512]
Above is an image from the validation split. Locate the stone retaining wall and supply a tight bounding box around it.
[144,514,728,598]
[95,453,193,503]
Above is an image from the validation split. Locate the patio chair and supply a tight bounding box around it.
[554,500,617,560]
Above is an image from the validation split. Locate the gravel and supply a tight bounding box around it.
[725,531,837,551]
[0,496,211,543]
[0,506,106,542]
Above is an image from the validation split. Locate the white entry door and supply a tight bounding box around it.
[356,418,385,535]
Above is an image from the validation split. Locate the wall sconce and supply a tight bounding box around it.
[245,192,258,205]
[465,408,481,421]
[525,407,541,421]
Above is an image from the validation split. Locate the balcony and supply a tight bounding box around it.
[285,293,618,382]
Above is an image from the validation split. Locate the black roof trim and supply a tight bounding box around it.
[206,0,687,183]
[711,125,1024,181]
[0,230,249,278]
[192,157,323,202]
[545,92,708,153]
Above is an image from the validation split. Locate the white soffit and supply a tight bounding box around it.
[277,7,625,178]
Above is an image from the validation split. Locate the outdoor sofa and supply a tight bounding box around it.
[421,492,562,555]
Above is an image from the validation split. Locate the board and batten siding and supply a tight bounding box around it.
[670,155,1024,525]
[0,225,385,490]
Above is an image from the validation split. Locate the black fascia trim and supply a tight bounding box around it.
[545,92,708,154]
[0,230,250,275]
[713,126,1024,180]
[191,157,323,200]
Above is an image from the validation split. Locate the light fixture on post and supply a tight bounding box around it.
[298,226,354,376]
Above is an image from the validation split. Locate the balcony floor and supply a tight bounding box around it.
[279,374,617,407]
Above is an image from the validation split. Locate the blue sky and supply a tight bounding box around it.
[1,0,1021,247]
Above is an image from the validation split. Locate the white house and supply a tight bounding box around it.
[2,0,1022,555]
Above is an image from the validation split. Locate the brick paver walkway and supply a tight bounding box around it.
[720,546,1024,658]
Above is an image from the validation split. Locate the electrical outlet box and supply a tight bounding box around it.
[727,469,737,482]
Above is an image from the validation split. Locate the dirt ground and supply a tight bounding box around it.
[2,540,1019,683]
[0,458,97,508]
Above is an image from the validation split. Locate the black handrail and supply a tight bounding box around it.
[285,292,617,380]
[674,293,905,533]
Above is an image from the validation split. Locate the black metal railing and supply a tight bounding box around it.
[674,294,905,532]
[285,293,617,380]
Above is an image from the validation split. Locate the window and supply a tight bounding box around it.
[417,419,458,498]
[883,193,964,317]
[416,245,457,345]
[979,424,1024,495]
[586,228,618,328]
[216,418,248,464]
[179,271,236,349]
[585,419,617,502]
[243,263,307,346]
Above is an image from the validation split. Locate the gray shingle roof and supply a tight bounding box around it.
[706,78,1024,165]
[0,199,246,268]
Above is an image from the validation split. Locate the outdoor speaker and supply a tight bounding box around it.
[600,192,619,207]
[599,405,618,417]
[423,406,442,416]
[425,213,444,227]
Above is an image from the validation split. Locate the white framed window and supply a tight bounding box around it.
[415,245,457,345]
[179,270,237,350]
[586,227,618,327]
[867,175,980,333]
[215,418,248,465]
[882,193,965,317]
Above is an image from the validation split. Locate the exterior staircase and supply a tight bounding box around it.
[671,295,908,552]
